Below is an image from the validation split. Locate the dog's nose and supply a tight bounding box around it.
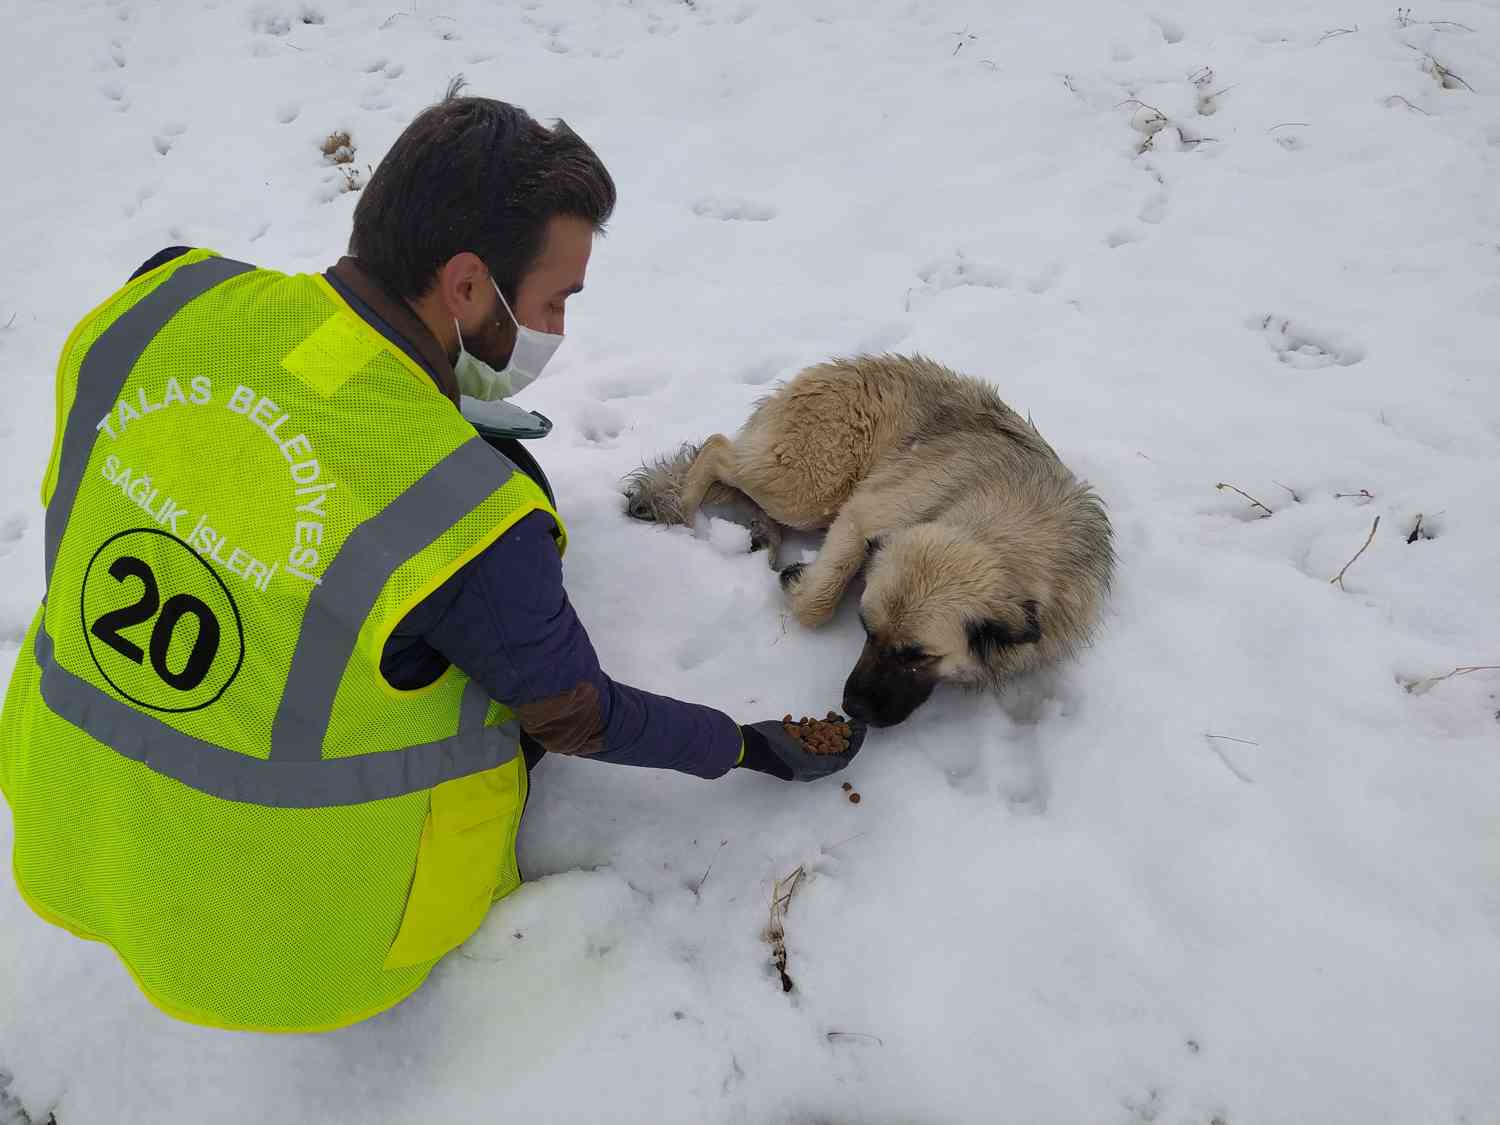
[842,695,872,723]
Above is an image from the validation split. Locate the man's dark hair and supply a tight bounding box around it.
[350,78,616,300]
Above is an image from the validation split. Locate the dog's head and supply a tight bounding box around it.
[842,525,1044,727]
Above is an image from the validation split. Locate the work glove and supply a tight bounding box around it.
[737,718,867,782]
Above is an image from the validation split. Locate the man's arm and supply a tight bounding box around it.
[129,246,193,281]
[405,511,743,778]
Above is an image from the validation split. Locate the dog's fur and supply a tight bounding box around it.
[623,354,1114,726]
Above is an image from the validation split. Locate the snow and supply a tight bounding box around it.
[3,0,1500,1121]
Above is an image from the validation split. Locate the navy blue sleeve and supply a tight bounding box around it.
[129,246,193,281]
[416,511,741,779]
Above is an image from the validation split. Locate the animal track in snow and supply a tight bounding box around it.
[251,8,293,36]
[595,372,671,400]
[0,514,26,546]
[573,402,625,445]
[275,101,301,123]
[152,120,187,155]
[1255,315,1365,369]
[123,183,155,218]
[691,196,777,222]
[1105,226,1145,248]
[915,251,1012,294]
[1139,193,1168,223]
[99,79,129,110]
[1152,15,1185,43]
[94,39,127,70]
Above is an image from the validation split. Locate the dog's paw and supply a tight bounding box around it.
[621,450,694,525]
[781,566,838,628]
[750,515,782,566]
[622,487,656,522]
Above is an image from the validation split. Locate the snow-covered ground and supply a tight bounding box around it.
[4,0,1500,1121]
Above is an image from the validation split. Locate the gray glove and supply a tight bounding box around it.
[737,719,866,782]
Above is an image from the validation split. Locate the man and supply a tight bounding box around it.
[0,83,862,1033]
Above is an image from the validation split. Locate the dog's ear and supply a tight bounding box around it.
[966,600,1042,661]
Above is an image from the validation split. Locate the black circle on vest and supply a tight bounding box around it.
[80,527,246,713]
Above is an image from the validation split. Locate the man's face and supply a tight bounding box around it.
[514,213,594,336]
[468,214,594,369]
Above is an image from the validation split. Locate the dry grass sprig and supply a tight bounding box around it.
[1216,482,1274,517]
[1330,515,1380,589]
[765,864,805,993]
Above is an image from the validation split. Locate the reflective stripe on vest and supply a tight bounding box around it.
[37,256,523,805]
[32,622,517,808]
[44,257,256,583]
[270,438,509,763]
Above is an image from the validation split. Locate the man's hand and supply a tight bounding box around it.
[736,719,866,782]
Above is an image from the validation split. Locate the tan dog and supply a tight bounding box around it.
[624,354,1114,726]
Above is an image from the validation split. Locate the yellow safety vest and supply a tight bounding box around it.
[0,249,566,1032]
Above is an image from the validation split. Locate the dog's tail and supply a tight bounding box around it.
[622,442,735,525]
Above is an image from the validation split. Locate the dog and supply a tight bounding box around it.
[623,354,1114,727]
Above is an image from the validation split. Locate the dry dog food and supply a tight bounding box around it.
[782,712,853,755]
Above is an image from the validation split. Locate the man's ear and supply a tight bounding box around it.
[437,252,490,322]
[965,600,1042,661]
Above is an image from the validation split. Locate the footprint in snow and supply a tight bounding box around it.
[152,120,187,156]
[1255,314,1365,369]
[99,79,129,110]
[594,372,671,400]
[363,57,403,78]
[573,402,625,446]
[915,250,1012,295]
[691,196,777,222]
[1151,15,1185,43]
[276,101,301,124]
[252,10,292,36]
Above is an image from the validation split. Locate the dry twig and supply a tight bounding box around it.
[1205,733,1261,746]
[1424,55,1474,91]
[1203,734,1255,783]
[1384,94,1432,115]
[1406,513,1425,543]
[692,839,728,897]
[1330,515,1380,589]
[1216,482,1274,517]
[1267,122,1311,131]
[1404,665,1500,694]
[1272,480,1302,502]
[765,864,805,993]
[1316,25,1358,44]
[1334,489,1375,501]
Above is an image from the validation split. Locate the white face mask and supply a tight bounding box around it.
[453,278,564,401]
